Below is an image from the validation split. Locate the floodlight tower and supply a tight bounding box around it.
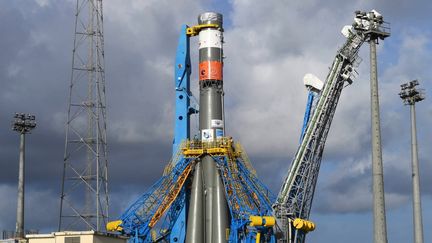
[353,9,390,243]
[399,80,425,243]
[12,113,36,239]
[59,0,109,232]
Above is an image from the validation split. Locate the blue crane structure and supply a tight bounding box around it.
[107,10,389,243]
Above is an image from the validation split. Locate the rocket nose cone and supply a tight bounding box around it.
[198,12,223,26]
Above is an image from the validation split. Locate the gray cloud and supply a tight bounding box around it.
[0,0,431,242]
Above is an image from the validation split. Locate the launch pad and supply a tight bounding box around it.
[3,7,393,243]
[105,9,391,243]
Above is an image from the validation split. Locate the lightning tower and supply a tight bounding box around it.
[59,0,109,231]
[399,80,425,243]
[356,10,390,243]
[12,113,36,239]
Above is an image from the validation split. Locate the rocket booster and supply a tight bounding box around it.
[198,12,224,141]
[186,12,228,243]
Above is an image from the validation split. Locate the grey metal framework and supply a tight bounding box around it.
[274,10,390,243]
[399,80,425,243]
[12,113,36,239]
[59,0,109,232]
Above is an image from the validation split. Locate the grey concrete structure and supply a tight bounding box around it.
[12,113,36,239]
[399,80,425,243]
[410,105,424,243]
[369,38,388,243]
[360,10,390,243]
[16,133,25,239]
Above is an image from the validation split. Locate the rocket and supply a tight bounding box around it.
[198,12,225,141]
[186,12,229,243]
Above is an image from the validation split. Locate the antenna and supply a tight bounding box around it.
[59,0,109,232]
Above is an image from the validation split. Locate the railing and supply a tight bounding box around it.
[183,137,234,150]
[1,230,39,239]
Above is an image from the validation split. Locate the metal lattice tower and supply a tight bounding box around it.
[59,0,109,232]
[274,10,390,243]
[275,28,366,243]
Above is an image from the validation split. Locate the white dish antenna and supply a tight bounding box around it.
[341,25,354,38]
[370,9,382,18]
[303,73,324,92]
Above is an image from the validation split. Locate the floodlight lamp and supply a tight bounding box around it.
[371,9,382,18]
[341,25,354,38]
[377,16,384,24]
[355,12,363,18]
[354,18,361,25]
[12,113,37,134]
[419,93,426,101]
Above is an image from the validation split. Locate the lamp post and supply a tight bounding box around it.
[12,113,36,239]
[399,80,425,243]
[353,9,390,243]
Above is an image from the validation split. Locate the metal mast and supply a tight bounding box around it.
[355,10,390,243]
[275,19,366,243]
[59,0,109,232]
[274,10,390,243]
[399,80,425,243]
[12,113,36,239]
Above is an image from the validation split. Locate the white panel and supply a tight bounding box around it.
[341,25,354,38]
[198,29,222,49]
[371,9,382,18]
[211,119,224,128]
[303,73,324,91]
[201,129,214,142]
[354,18,362,26]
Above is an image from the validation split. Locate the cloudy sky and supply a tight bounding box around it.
[0,0,431,242]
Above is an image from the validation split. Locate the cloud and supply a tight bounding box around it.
[0,1,431,242]
[313,154,412,214]
[0,184,58,232]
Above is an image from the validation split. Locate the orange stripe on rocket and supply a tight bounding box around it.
[199,61,223,81]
